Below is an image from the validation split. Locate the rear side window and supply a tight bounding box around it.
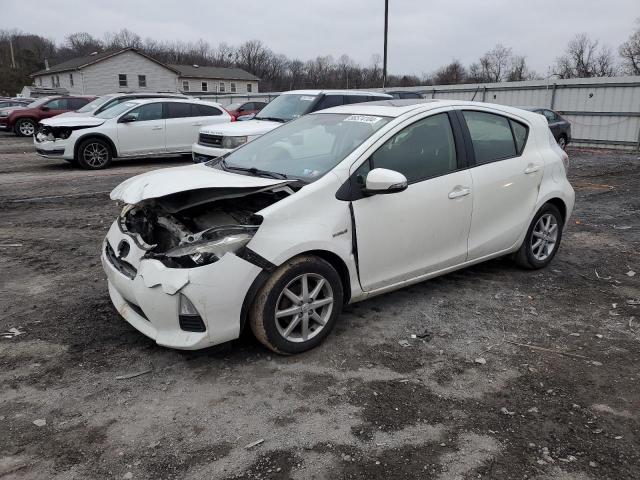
[510,120,528,154]
[462,111,517,164]
[166,102,194,118]
[315,95,343,110]
[196,104,222,116]
[345,95,369,104]
[69,98,89,109]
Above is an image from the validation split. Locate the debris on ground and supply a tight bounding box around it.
[32,419,46,427]
[115,368,152,380]
[398,340,411,348]
[474,357,487,365]
[2,327,24,339]
[500,407,515,416]
[626,270,636,277]
[244,438,264,449]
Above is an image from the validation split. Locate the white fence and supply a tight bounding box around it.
[196,76,640,150]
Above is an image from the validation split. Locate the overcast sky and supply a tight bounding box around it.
[2,0,638,75]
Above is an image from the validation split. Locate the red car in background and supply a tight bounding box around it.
[223,101,267,120]
[1,96,95,136]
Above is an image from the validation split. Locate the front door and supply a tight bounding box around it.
[460,109,543,260]
[351,112,473,291]
[41,98,70,119]
[116,103,166,156]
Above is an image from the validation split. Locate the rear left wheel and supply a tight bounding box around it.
[249,255,343,354]
[515,203,564,269]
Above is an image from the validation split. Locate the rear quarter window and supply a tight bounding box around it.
[462,111,518,164]
[510,119,528,154]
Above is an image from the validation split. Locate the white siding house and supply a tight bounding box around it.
[30,48,260,97]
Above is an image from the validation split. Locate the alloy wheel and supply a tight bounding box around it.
[82,143,109,168]
[274,273,334,343]
[19,121,35,136]
[531,213,558,261]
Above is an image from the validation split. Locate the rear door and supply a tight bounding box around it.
[459,109,542,260]
[116,102,166,156]
[165,103,227,152]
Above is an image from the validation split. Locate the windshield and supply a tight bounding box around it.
[77,95,115,113]
[95,101,140,119]
[26,97,54,108]
[209,113,391,182]
[254,94,317,122]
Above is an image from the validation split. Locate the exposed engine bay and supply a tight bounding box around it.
[35,124,94,142]
[120,188,291,268]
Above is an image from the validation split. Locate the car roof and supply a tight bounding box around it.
[282,89,392,97]
[118,97,221,106]
[315,99,543,120]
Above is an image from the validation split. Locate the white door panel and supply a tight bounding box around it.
[467,152,542,259]
[353,169,473,291]
[116,119,166,156]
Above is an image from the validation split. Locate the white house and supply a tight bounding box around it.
[29,48,260,96]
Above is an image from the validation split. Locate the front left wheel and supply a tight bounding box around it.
[76,138,112,169]
[249,255,343,354]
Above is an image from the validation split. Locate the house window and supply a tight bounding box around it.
[138,75,147,87]
[230,82,237,93]
[69,73,74,87]
[201,82,208,92]
[119,74,127,87]
[219,82,225,93]
[247,83,252,93]
[182,80,190,92]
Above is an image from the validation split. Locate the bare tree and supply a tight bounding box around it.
[554,33,617,78]
[479,44,512,82]
[104,29,142,49]
[619,18,640,75]
[63,32,102,56]
[507,55,534,81]
[433,60,467,84]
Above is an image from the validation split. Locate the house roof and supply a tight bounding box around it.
[30,48,179,77]
[170,64,260,81]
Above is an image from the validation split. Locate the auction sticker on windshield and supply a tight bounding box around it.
[344,115,383,124]
[300,96,316,101]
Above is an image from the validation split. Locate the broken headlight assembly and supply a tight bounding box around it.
[154,225,258,268]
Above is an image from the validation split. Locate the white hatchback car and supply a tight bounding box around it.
[35,98,231,169]
[102,100,574,354]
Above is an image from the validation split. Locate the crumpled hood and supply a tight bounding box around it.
[199,119,281,137]
[40,115,105,128]
[111,163,290,204]
[52,111,93,119]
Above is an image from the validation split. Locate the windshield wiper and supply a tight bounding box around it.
[221,159,288,180]
[254,116,287,123]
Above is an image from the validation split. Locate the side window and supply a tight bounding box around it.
[239,102,253,112]
[510,120,528,154]
[166,102,194,118]
[462,111,517,164]
[345,95,368,104]
[126,103,163,121]
[315,95,343,111]
[542,110,557,123]
[45,98,68,110]
[370,113,458,183]
[196,104,223,116]
[69,98,89,109]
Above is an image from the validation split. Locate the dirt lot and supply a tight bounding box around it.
[0,133,638,479]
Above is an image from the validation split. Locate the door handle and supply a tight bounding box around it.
[448,186,471,199]
[524,164,540,174]
[151,126,163,131]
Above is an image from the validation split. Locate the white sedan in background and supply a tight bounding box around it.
[35,98,231,169]
[102,99,574,354]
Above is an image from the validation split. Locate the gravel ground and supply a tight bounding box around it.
[0,133,639,479]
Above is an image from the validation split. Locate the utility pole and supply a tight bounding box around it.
[9,36,16,69]
[382,0,389,88]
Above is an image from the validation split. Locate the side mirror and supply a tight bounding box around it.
[40,106,50,111]
[119,114,137,123]
[363,168,408,195]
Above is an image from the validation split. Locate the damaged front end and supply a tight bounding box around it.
[119,187,290,269]
[35,124,95,143]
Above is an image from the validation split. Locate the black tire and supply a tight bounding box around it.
[14,118,36,137]
[249,255,343,354]
[76,138,112,169]
[515,203,564,269]
[557,134,567,150]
